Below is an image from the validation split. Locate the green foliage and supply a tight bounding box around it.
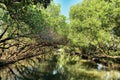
[0,0,68,60]
[69,0,120,55]
[56,47,80,67]
[45,2,68,36]
[0,0,67,40]
[24,4,46,34]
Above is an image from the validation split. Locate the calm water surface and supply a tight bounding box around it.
[0,54,120,80]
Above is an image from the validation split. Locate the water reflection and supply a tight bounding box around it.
[52,64,63,75]
[97,63,106,71]
[0,55,120,80]
[0,55,65,80]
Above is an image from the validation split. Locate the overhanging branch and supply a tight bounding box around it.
[0,25,9,39]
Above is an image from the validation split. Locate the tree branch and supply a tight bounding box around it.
[0,25,9,39]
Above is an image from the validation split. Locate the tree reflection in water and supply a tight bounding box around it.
[0,56,66,80]
[0,55,120,80]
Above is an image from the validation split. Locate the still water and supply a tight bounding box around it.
[0,54,120,80]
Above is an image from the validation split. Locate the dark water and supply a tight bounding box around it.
[0,54,120,80]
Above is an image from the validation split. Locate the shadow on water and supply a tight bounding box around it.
[0,55,66,80]
[0,55,120,80]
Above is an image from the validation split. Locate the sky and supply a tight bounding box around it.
[53,0,82,18]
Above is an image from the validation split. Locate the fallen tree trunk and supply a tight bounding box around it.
[91,55,120,64]
[0,51,43,67]
[0,43,54,67]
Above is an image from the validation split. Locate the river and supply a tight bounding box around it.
[0,54,120,80]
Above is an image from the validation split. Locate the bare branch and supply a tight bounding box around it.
[0,25,9,39]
